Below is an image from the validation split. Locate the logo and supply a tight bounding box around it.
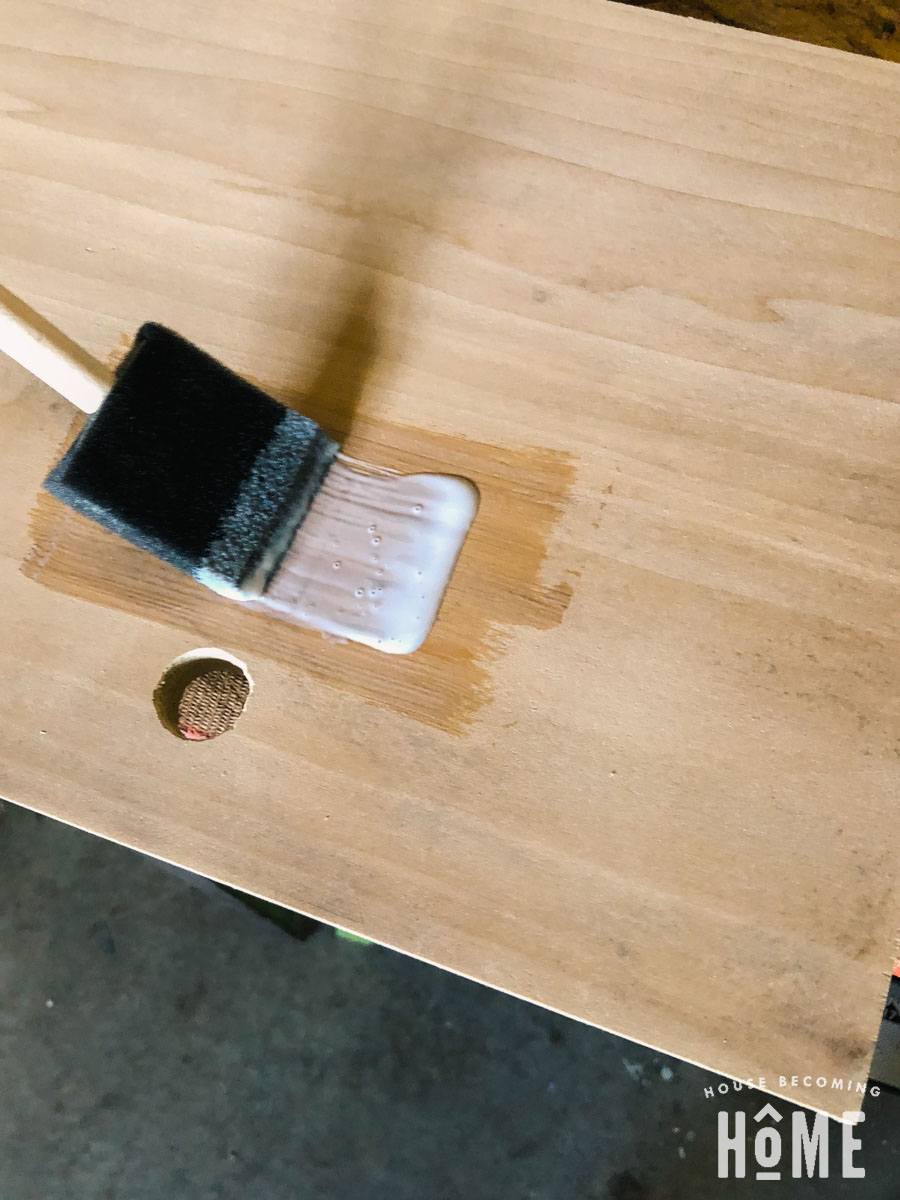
[718,1103,865,1180]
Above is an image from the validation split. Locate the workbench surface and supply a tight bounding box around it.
[2,0,899,1118]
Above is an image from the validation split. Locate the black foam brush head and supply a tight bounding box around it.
[44,323,338,594]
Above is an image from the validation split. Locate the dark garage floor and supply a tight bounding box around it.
[0,803,896,1200]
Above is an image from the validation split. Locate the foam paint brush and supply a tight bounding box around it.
[0,287,477,653]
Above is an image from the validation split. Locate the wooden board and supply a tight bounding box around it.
[2,0,899,1119]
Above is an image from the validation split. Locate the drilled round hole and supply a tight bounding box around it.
[153,649,252,741]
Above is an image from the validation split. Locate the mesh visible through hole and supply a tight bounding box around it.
[153,652,252,741]
[177,665,251,741]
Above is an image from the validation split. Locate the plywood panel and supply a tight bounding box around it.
[2,0,899,1118]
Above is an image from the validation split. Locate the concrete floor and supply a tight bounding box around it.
[0,802,896,1199]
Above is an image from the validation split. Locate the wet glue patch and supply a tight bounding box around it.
[252,456,478,654]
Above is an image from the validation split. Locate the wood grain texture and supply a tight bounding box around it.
[2,0,900,1118]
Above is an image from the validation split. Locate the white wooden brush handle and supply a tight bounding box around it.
[0,285,112,413]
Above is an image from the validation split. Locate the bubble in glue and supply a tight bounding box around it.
[367,525,377,534]
[332,561,341,570]
[371,536,381,546]
[354,588,364,597]
[412,504,422,514]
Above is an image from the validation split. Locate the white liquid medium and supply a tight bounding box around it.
[249,456,478,654]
